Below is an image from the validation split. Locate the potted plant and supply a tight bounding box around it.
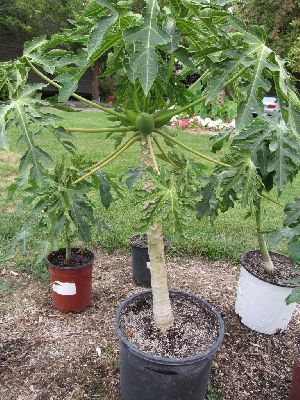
[1,0,299,397]
[12,161,97,312]
[199,114,300,334]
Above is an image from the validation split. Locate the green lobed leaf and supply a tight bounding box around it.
[124,0,171,94]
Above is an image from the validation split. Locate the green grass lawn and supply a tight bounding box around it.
[0,109,299,276]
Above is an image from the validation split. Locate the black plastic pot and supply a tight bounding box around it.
[130,235,170,288]
[115,290,224,400]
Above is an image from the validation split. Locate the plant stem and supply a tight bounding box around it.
[156,129,231,168]
[73,135,139,184]
[140,135,174,332]
[153,137,178,168]
[146,135,160,175]
[64,126,136,133]
[84,134,140,172]
[65,225,72,263]
[25,58,125,119]
[254,196,275,274]
[260,192,284,208]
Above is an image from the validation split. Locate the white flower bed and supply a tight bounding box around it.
[170,114,235,130]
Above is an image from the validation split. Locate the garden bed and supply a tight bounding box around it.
[0,250,299,399]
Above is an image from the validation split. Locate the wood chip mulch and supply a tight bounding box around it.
[0,250,299,400]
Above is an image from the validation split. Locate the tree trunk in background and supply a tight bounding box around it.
[91,59,100,102]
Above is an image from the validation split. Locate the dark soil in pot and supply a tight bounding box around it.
[48,248,94,269]
[116,290,224,400]
[241,250,300,287]
[120,293,219,358]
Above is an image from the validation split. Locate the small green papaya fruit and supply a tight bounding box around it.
[135,113,155,135]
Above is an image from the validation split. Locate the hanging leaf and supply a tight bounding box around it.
[123,165,142,189]
[234,117,300,191]
[97,170,113,209]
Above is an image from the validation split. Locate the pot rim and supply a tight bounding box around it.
[115,289,224,366]
[47,247,95,270]
[130,234,171,249]
[240,250,299,289]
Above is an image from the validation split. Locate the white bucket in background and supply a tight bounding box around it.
[235,267,297,335]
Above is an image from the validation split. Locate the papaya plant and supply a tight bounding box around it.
[199,113,300,274]
[11,161,96,265]
[1,0,300,332]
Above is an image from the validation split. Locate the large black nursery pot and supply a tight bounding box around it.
[289,337,300,400]
[130,235,170,287]
[115,290,224,400]
[47,248,94,312]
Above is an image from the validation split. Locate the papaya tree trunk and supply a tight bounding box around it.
[140,134,174,332]
[254,196,275,274]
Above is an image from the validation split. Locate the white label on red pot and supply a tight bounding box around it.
[52,281,76,296]
[147,262,151,270]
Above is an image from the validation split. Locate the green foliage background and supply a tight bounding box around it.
[236,0,300,74]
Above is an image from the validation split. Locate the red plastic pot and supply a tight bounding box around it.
[289,339,300,400]
[47,248,94,312]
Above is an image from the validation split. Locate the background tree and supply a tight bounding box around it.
[0,0,86,37]
[235,0,300,74]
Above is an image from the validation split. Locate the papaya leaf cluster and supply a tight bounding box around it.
[13,162,97,263]
[0,0,299,271]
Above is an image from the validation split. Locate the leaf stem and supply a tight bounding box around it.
[146,135,160,175]
[25,58,126,119]
[155,66,249,124]
[260,192,284,208]
[156,129,231,168]
[152,136,178,168]
[73,136,139,184]
[84,133,140,172]
[64,126,136,133]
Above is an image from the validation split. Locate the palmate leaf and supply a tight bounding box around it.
[0,81,77,185]
[234,117,300,191]
[198,149,262,219]
[228,18,278,131]
[23,37,56,74]
[124,0,171,94]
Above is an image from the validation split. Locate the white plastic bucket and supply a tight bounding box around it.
[235,267,297,335]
